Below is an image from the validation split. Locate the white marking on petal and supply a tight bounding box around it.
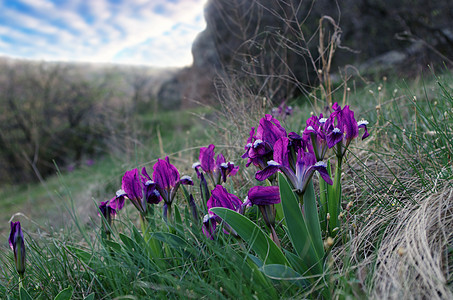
[253,139,264,148]
[116,189,126,197]
[319,118,327,123]
[145,180,154,186]
[203,214,210,223]
[333,128,341,133]
[314,161,327,168]
[220,162,228,168]
[358,120,369,126]
[192,162,201,169]
[306,126,314,131]
[246,143,253,148]
[181,175,192,181]
[203,214,215,223]
[243,196,249,204]
[267,160,280,166]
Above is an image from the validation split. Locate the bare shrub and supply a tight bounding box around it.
[0,60,118,183]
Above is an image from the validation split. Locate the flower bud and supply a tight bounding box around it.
[9,221,26,277]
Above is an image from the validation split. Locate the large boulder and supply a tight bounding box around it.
[158,0,453,107]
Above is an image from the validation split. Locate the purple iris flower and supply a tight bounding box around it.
[248,186,281,206]
[99,199,117,236]
[241,127,270,169]
[9,221,25,277]
[257,114,287,145]
[207,185,243,215]
[98,189,126,237]
[358,120,370,139]
[248,185,281,246]
[256,137,333,195]
[248,186,280,227]
[141,168,163,205]
[121,167,162,215]
[99,200,117,218]
[302,114,329,161]
[199,144,216,173]
[202,185,243,238]
[100,189,127,218]
[325,103,369,157]
[288,131,309,154]
[242,114,287,169]
[202,214,217,240]
[271,102,293,120]
[122,168,147,214]
[109,189,127,211]
[188,194,199,222]
[193,144,238,185]
[153,156,193,207]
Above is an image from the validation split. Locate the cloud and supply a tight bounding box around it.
[0,0,207,66]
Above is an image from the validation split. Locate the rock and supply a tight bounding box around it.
[158,0,453,107]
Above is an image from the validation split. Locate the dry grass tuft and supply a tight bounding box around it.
[329,117,453,298]
[369,185,453,299]
[341,173,453,299]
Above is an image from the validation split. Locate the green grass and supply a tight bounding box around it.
[1,70,452,299]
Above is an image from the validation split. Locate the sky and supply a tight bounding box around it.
[0,0,207,67]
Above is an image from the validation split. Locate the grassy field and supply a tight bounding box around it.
[1,70,452,299]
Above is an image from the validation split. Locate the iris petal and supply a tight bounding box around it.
[248,186,281,206]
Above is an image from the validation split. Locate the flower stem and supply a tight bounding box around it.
[167,204,173,224]
[139,213,150,242]
[19,274,24,288]
[319,177,328,232]
[298,193,305,212]
[328,157,342,236]
[270,226,281,248]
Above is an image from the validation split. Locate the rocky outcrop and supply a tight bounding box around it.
[157,0,453,107]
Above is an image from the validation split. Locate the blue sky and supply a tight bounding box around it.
[0,0,207,67]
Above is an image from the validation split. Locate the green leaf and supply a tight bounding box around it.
[283,249,308,275]
[327,158,342,235]
[132,227,166,263]
[132,226,146,246]
[83,293,95,300]
[152,232,193,257]
[318,160,330,232]
[54,286,73,300]
[119,233,139,253]
[210,207,288,266]
[274,202,286,227]
[247,254,263,268]
[245,255,276,296]
[181,185,190,200]
[66,246,93,266]
[259,264,307,287]
[303,180,325,259]
[184,206,191,227]
[278,173,322,274]
[174,205,184,234]
[104,240,121,252]
[19,287,33,300]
